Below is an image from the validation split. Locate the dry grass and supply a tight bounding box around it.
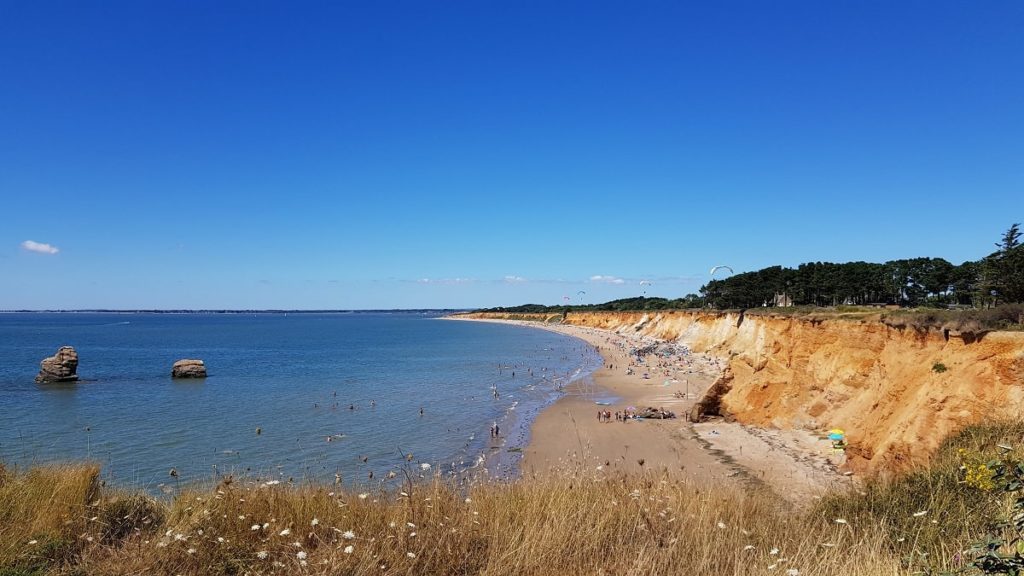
[0,462,100,572]
[6,422,1024,575]
[0,465,902,576]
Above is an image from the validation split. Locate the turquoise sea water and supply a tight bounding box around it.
[0,313,600,489]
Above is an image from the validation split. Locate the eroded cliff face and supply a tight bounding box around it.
[462,311,1024,475]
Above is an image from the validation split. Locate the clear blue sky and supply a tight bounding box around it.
[2,1,1021,309]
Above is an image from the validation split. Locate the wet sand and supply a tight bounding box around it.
[454,318,851,504]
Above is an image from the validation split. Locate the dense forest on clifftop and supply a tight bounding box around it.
[484,222,1024,314]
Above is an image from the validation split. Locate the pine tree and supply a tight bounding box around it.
[982,223,1024,305]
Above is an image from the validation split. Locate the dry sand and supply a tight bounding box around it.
[454,318,851,504]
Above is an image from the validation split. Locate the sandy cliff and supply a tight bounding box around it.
[462,310,1024,475]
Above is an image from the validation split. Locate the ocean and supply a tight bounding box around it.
[0,312,600,490]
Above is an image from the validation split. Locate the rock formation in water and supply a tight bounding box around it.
[172,359,207,379]
[35,346,79,383]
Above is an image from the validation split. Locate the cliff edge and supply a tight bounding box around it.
[461,310,1024,476]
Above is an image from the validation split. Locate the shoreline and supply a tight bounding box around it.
[453,316,852,503]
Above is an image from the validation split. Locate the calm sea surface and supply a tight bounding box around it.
[0,313,600,489]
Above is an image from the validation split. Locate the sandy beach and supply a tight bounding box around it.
[456,317,851,504]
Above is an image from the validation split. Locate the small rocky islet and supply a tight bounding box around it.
[35,346,79,383]
[33,346,207,382]
[171,359,207,379]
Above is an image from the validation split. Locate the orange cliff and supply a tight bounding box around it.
[461,310,1024,476]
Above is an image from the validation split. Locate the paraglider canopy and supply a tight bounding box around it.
[709,265,734,277]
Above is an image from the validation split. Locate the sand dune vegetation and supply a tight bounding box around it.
[3,422,1024,575]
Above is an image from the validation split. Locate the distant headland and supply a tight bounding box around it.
[0,309,470,314]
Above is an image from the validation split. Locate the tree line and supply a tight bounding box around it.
[700,223,1022,309]
[480,223,1022,314]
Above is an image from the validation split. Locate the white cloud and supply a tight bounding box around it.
[503,275,527,283]
[589,275,625,284]
[21,240,59,255]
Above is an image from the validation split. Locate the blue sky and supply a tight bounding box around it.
[2,1,1021,309]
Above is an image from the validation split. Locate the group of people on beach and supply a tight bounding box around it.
[597,409,638,423]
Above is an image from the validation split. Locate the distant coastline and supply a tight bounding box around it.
[0,308,471,314]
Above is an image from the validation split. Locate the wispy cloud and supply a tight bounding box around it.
[589,275,625,284]
[416,278,477,285]
[503,275,527,284]
[21,240,59,255]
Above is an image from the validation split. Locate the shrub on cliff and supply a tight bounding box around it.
[815,421,1024,573]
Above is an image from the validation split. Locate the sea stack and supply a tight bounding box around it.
[35,346,80,383]
[172,359,207,379]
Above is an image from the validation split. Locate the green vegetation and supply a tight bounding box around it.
[815,421,1024,574]
[933,362,948,373]
[701,223,1022,310]
[981,223,1024,306]
[879,303,1024,332]
[4,422,1024,574]
[477,223,1024,332]
[703,223,1022,309]
[481,295,703,314]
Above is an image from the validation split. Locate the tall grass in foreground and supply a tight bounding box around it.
[4,421,1024,575]
[0,462,100,572]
